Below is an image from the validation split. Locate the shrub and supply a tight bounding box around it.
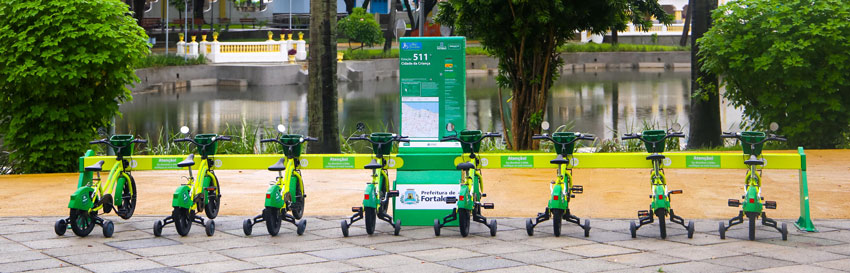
[338,7,384,49]
[0,1,149,173]
[699,0,850,148]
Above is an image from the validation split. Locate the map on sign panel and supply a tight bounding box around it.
[401,97,439,139]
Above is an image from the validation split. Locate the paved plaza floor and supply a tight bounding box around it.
[1,216,849,272]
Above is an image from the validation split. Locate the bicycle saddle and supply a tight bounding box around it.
[268,157,287,171]
[550,154,570,165]
[85,160,105,172]
[177,154,195,167]
[364,159,382,170]
[456,162,475,171]
[744,155,764,166]
[646,154,666,161]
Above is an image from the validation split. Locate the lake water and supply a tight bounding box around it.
[117,70,743,142]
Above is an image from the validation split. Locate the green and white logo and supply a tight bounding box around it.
[686,155,721,168]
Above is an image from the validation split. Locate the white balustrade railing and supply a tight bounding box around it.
[176,35,308,64]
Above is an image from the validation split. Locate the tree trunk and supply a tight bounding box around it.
[687,0,721,148]
[132,0,146,24]
[611,30,618,45]
[193,0,204,22]
[382,1,396,52]
[680,0,693,47]
[308,0,341,153]
[344,0,356,14]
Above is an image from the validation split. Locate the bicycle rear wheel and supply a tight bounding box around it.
[264,207,282,236]
[173,207,192,236]
[365,207,377,235]
[204,173,221,219]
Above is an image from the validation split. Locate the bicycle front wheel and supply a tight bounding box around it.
[116,174,137,219]
[204,173,221,219]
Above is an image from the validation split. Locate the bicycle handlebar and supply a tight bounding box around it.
[348,134,408,145]
[532,133,596,145]
[720,132,786,145]
[621,132,683,143]
[89,137,148,149]
[621,133,640,140]
[260,136,319,146]
[440,132,501,145]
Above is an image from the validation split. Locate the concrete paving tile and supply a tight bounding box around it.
[438,256,524,271]
[81,259,164,273]
[666,232,731,246]
[759,233,845,248]
[340,232,412,246]
[23,237,107,250]
[477,265,563,273]
[607,237,691,251]
[632,222,691,238]
[572,230,634,243]
[703,255,795,270]
[285,238,356,252]
[0,250,51,264]
[815,220,850,230]
[399,225,443,239]
[751,247,847,264]
[654,244,743,261]
[710,240,793,254]
[276,261,363,273]
[105,237,181,250]
[307,246,387,260]
[99,230,154,242]
[517,235,595,249]
[186,237,259,251]
[230,269,278,273]
[175,260,262,273]
[496,218,531,230]
[124,244,207,257]
[499,249,581,264]
[540,258,629,273]
[400,247,486,262]
[813,258,850,271]
[57,250,140,265]
[815,244,850,256]
[0,258,69,272]
[802,230,850,243]
[372,262,461,273]
[216,245,295,259]
[122,267,186,273]
[601,252,687,268]
[421,235,500,247]
[344,254,426,269]
[4,230,65,242]
[753,264,845,273]
[647,261,739,273]
[459,241,543,255]
[23,266,90,273]
[559,243,639,258]
[489,228,542,241]
[585,219,632,232]
[149,251,232,267]
[0,242,31,253]
[244,252,327,268]
[370,239,445,253]
[0,223,49,235]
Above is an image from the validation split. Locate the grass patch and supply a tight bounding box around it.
[135,54,206,69]
[558,42,688,52]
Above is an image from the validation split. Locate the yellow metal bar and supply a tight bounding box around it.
[82,152,801,171]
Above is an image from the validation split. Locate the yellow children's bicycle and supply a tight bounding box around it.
[719,122,788,241]
[243,125,315,236]
[55,135,147,237]
[153,126,230,237]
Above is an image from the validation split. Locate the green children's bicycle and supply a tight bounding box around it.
[622,124,695,239]
[243,125,314,236]
[153,126,230,237]
[55,135,147,237]
[526,122,593,237]
[340,123,405,237]
[434,123,500,237]
[719,122,788,241]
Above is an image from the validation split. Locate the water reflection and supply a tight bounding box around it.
[117,71,742,142]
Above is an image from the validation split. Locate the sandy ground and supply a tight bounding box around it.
[1,150,848,220]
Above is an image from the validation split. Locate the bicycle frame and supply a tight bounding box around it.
[650,160,670,212]
[363,157,389,209]
[548,159,572,210]
[172,158,218,210]
[742,165,763,213]
[69,160,131,212]
[266,157,304,209]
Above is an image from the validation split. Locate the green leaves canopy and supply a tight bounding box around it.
[338,7,385,49]
[699,0,850,148]
[0,0,149,173]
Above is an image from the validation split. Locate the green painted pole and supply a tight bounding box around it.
[795,147,817,232]
[77,150,95,189]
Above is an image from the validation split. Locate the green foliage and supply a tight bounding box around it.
[435,0,671,150]
[135,54,206,69]
[338,7,385,49]
[698,0,850,148]
[0,0,149,173]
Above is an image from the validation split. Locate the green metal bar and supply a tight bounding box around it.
[794,147,817,232]
[77,150,95,188]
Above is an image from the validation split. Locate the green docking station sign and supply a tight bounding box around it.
[395,37,467,226]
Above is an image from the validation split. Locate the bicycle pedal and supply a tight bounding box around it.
[764,201,777,209]
[570,195,576,198]
[481,193,487,197]
[482,203,495,209]
[669,189,683,194]
[387,190,399,198]
[204,187,216,191]
[445,196,458,204]
[351,207,362,213]
[728,199,741,207]
[570,185,583,194]
[637,210,650,217]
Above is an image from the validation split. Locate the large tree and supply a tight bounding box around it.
[308,0,341,153]
[436,1,669,150]
[686,0,720,148]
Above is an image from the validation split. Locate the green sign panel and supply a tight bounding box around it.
[686,155,721,168]
[152,157,183,170]
[398,37,466,143]
[501,155,534,168]
[323,157,355,169]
